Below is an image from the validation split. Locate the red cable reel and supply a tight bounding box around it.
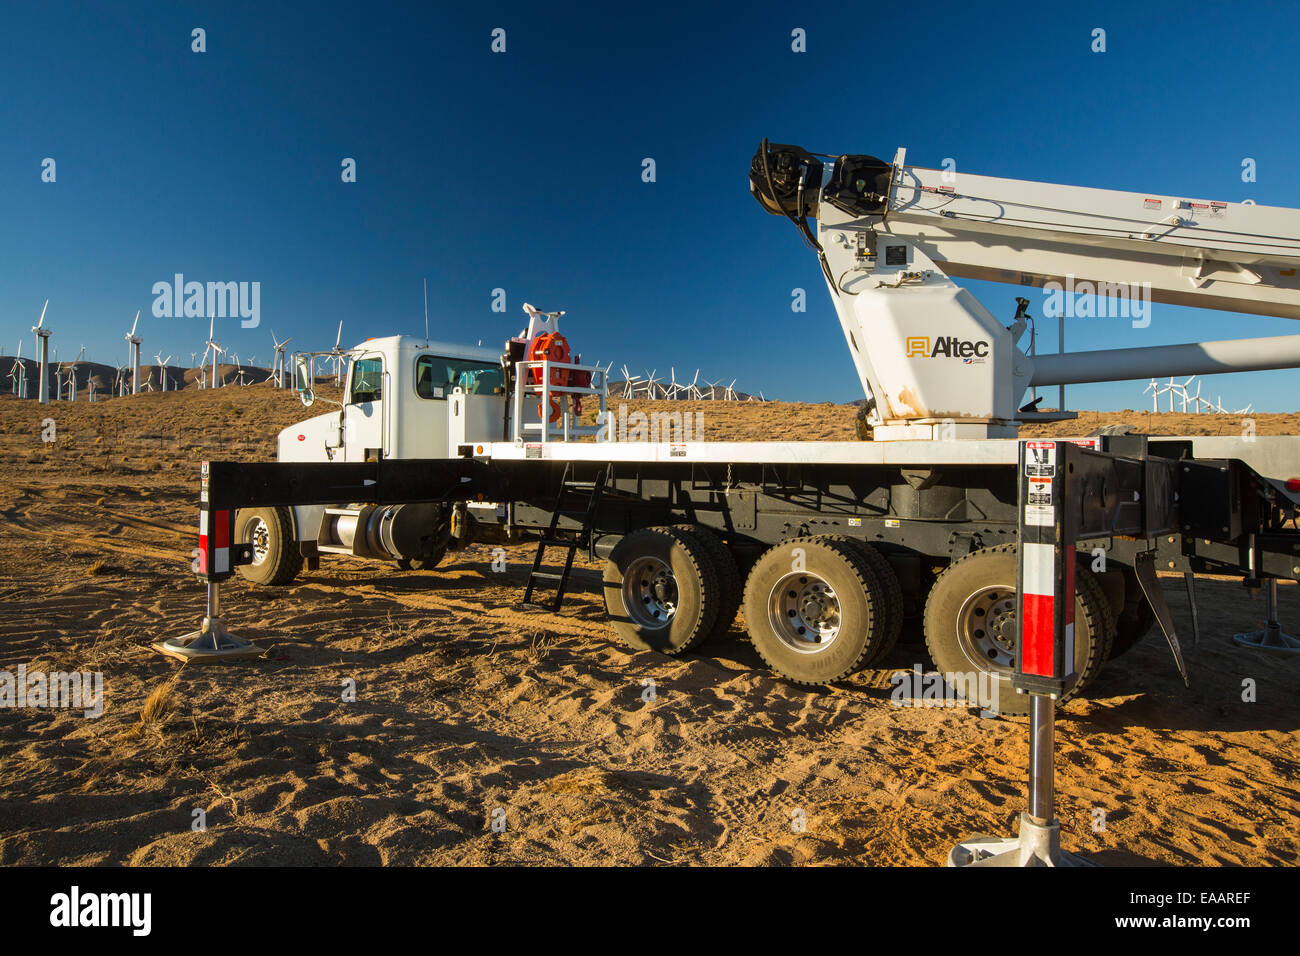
[528,331,576,423]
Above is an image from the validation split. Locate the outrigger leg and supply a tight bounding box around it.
[1233,578,1300,654]
[158,580,264,662]
[155,467,263,662]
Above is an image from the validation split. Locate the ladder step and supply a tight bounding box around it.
[529,572,565,583]
[539,538,574,548]
[522,600,561,612]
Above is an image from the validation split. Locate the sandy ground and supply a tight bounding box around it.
[1,388,1298,866]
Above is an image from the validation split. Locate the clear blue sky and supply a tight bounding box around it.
[3,0,1299,410]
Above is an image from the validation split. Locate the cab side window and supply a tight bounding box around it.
[350,357,383,404]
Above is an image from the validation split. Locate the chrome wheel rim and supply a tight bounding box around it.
[956,584,1018,672]
[245,517,271,566]
[768,571,841,653]
[624,556,677,629]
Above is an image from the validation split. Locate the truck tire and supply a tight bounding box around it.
[818,535,903,666]
[1109,566,1157,658]
[234,506,302,586]
[396,546,447,572]
[922,544,1111,716]
[673,524,742,642]
[742,536,885,685]
[603,526,721,655]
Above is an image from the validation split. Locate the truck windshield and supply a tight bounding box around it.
[415,355,503,398]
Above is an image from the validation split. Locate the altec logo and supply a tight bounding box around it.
[905,336,991,359]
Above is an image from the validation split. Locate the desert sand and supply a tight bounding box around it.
[1,388,1297,865]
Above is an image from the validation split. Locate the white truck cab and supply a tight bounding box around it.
[279,335,506,464]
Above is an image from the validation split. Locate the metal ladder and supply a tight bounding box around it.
[521,463,610,612]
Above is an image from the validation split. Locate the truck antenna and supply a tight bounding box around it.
[423,277,430,346]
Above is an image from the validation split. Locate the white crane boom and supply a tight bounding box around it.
[751,141,1300,438]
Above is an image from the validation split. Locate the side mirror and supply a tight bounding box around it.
[295,355,315,407]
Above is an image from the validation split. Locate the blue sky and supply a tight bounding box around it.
[3,0,1299,409]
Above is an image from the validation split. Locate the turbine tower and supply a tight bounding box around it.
[156,353,173,391]
[31,300,51,404]
[203,315,225,388]
[125,310,142,395]
[8,343,26,398]
[271,330,293,388]
[67,346,85,401]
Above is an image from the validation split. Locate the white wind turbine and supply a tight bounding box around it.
[619,365,641,400]
[329,321,347,385]
[66,346,85,401]
[202,315,225,388]
[9,341,27,398]
[155,353,173,391]
[125,310,142,395]
[270,331,293,388]
[643,369,662,399]
[31,300,52,404]
[1142,378,1160,413]
[724,378,738,401]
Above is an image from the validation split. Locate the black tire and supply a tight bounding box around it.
[922,544,1111,716]
[819,536,903,666]
[1109,565,1156,658]
[672,525,742,642]
[742,536,885,685]
[234,506,302,586]
[396,546,447,572]
[603,526,720,655]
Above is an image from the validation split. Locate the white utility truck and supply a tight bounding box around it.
[196,142,1300,714]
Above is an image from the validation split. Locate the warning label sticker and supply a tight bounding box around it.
[1028,477,1053,507]
[1026,475,1054,526]
[1025,441,1056,478]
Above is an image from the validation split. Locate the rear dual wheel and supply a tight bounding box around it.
[922,544,1112,715]
[741,536,892,685]
[602,526,722,655]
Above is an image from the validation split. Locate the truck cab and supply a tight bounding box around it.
[278,335,506,464]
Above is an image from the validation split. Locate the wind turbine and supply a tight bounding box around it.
[329,322,347,385]
[643,369,661,399]
[724,378,738,401]
[203,315,225,388]
[155,353,173,391]
[67,346,85,401]
[31,300,51,404]
[268,331,290,388]
[1142,379,1160,413]
[124,310,142,395]
[8,341,27,398]
[619,365,640,400]
[52,348,63,401]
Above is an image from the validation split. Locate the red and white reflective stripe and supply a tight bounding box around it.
[1020,543,1074,678]
[198,508,231,575]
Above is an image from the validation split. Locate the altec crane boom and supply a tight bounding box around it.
[750,141,1300,439]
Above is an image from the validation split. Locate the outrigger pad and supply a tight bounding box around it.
[155,616,265,663]
[1232,625,1300,654]
[948,813,1096,868]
